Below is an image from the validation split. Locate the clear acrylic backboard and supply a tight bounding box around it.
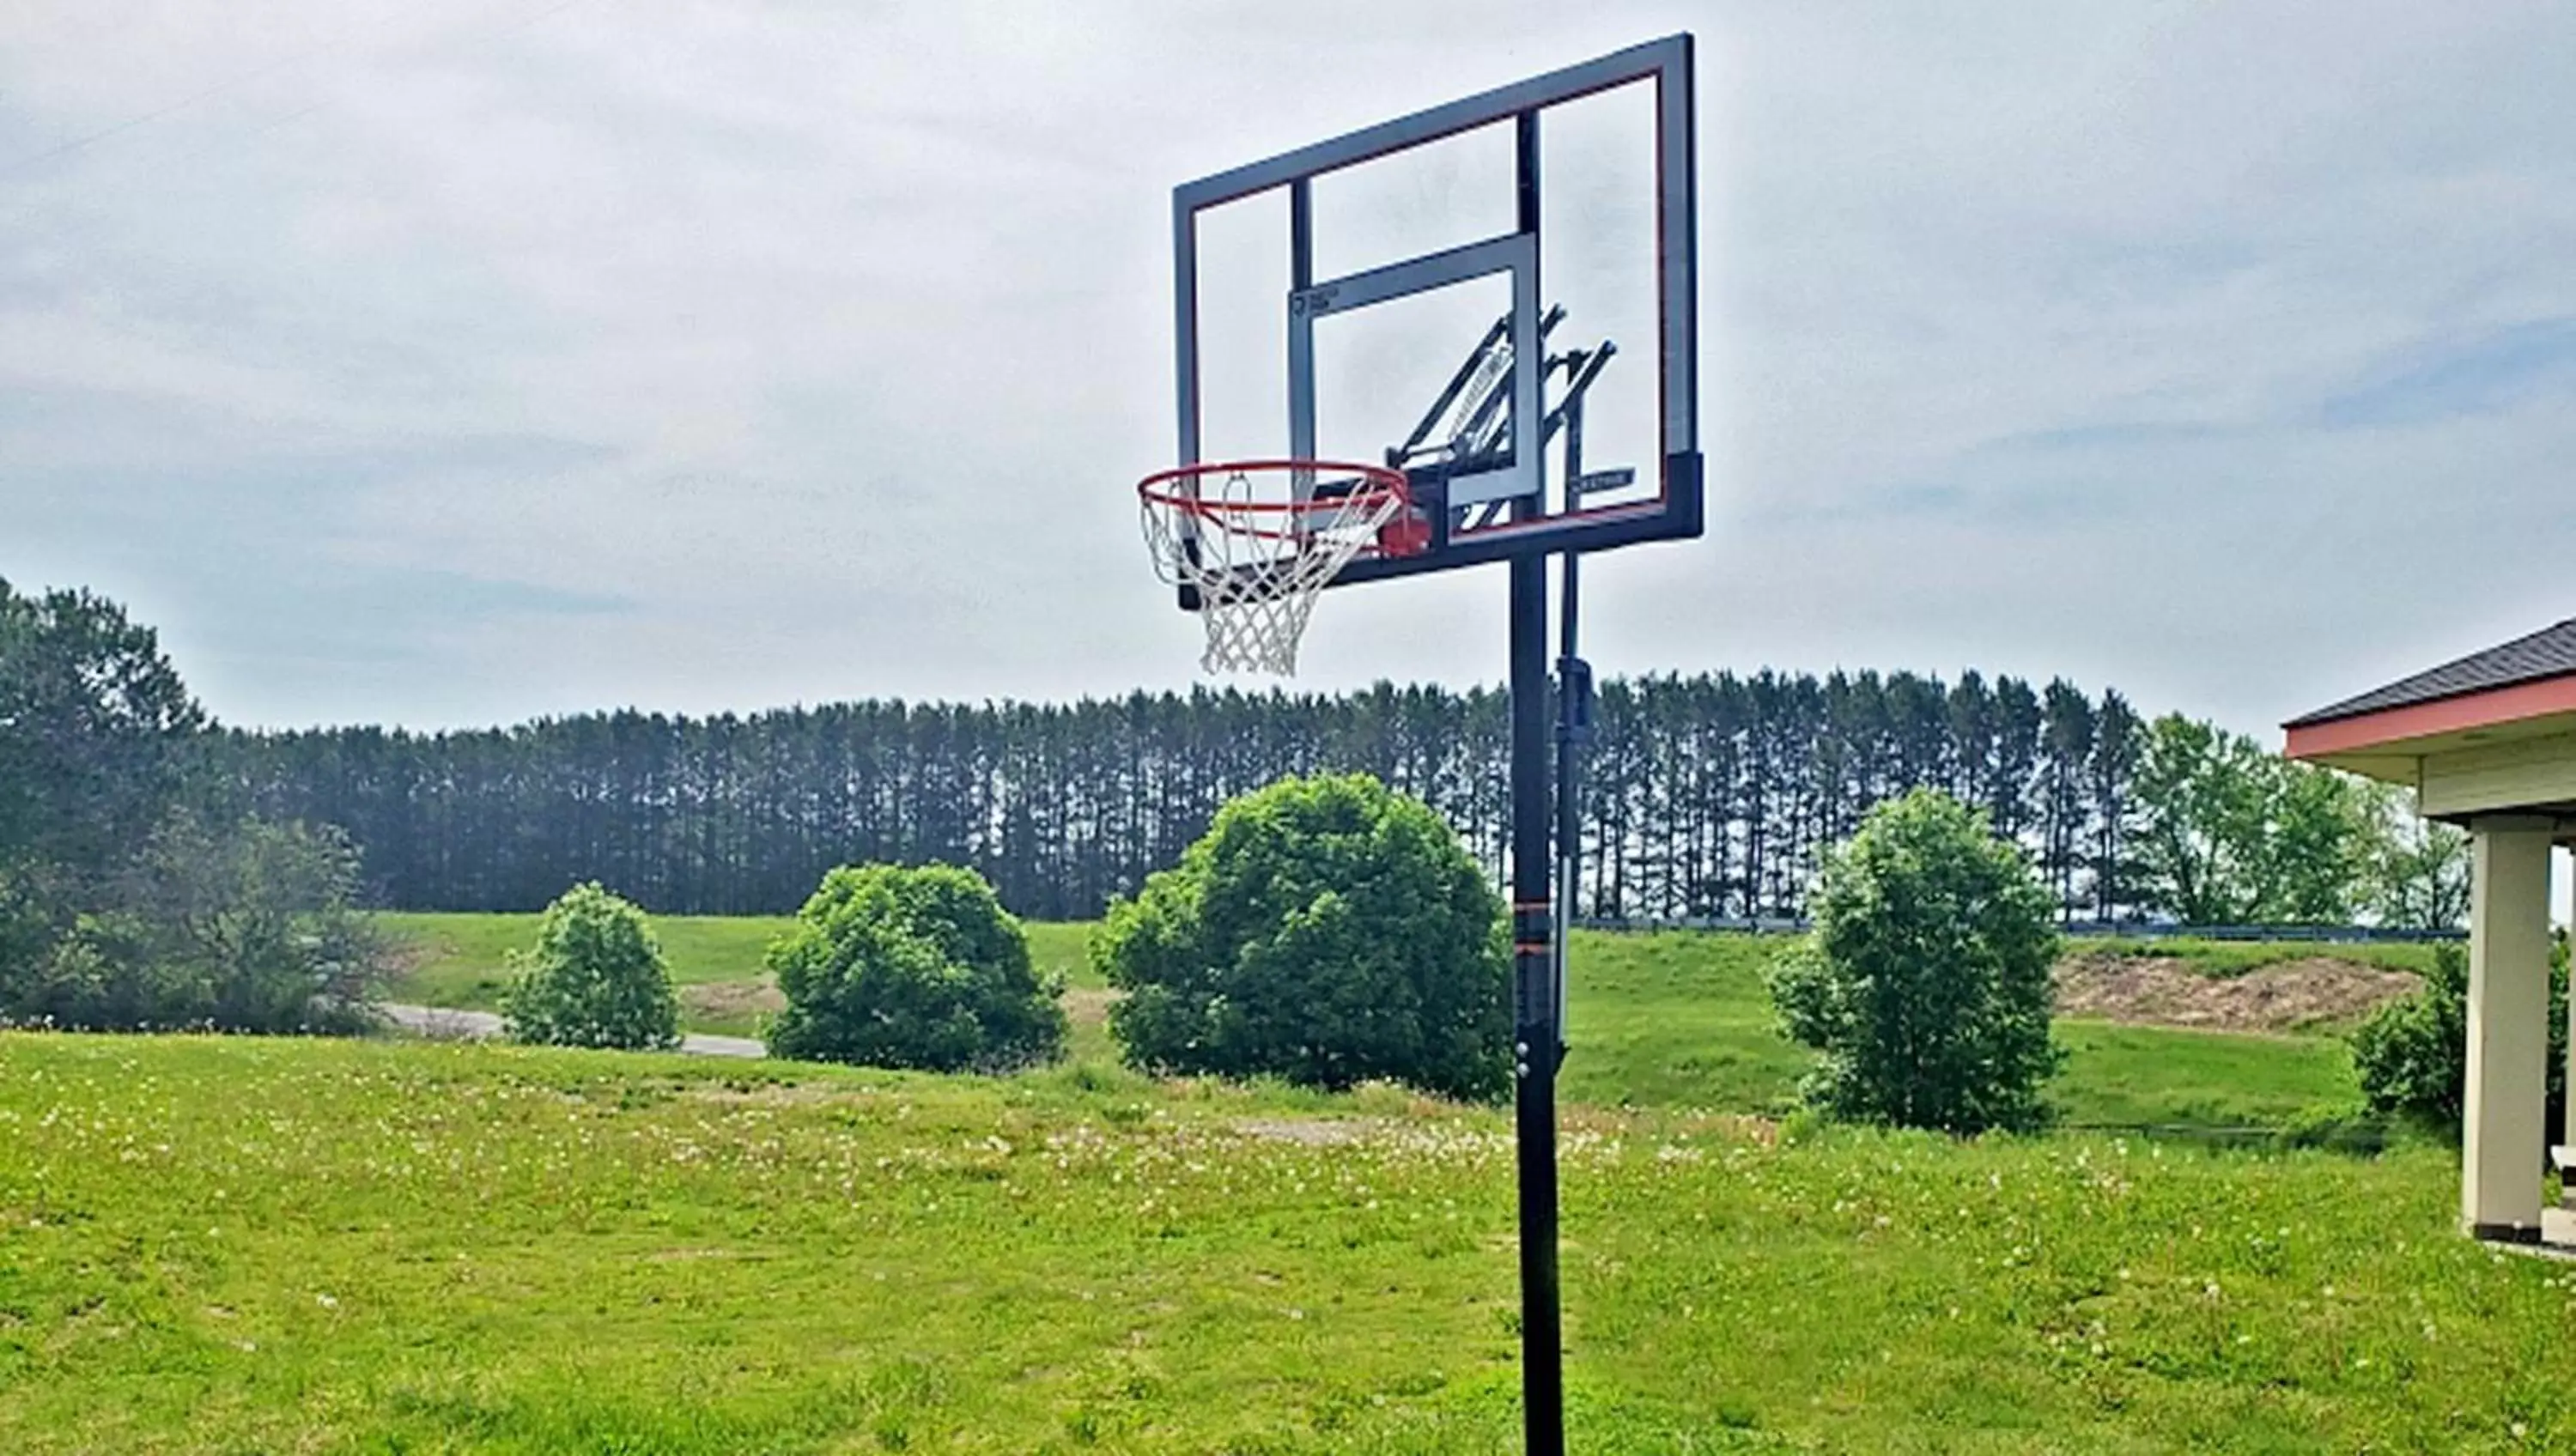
[1163,33,1702,602]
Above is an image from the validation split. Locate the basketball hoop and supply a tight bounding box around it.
[1138,458,1425,676]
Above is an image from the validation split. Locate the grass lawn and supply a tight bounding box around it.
[1028,919,1101,991]
[2,1032,2562,1453]
[2051,1023,2364,1131]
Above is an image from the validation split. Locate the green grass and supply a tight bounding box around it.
[2074,936,2444,978]
[1030,921,1121,1067]
[2,1031,2563,1453]
[2052,1023,2364,1130]
[1558,931,1811,1112]
[1030,919,1103,990]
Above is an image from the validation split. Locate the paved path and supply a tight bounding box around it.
[379,1004,767,1059]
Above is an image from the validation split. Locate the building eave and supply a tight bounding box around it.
[2284,673,2576,771]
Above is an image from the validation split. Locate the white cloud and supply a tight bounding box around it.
[1,0,2571,734]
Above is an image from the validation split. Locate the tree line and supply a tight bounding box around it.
[208,670,2467,927]
[0,573,2472,1045]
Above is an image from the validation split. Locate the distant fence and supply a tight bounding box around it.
[2105,923,2467,944]
[2057,1119,2397,1153]
[1571,917,2466,943]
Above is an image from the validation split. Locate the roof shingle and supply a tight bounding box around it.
[2286,617,2576,727]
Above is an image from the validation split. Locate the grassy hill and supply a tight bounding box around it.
[380,911,800,1013]
[0,1032,2556,1453]
[1553,931,2369,1131]
[381,913,1097,1038]
[387,915,2379,1131]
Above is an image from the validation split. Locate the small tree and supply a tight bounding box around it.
[2360,788,2472,931]
[8,811,388,1034]
[2128,714,2380,925]
[502,883,680,1050]
[1096,772,1510,1101]
[0,577,206,985]
[1769,788,2063,1133]
[765,863,1065,1071]
[2352,934,2567,1142]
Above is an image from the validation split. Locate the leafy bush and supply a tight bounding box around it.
[2,811,387,1034]
[1768,787,2063,1133]
[1095,772,1510,1101]
[501,883,680,1050]
[2351,933,2567,1142]
[765,863,1065,1071]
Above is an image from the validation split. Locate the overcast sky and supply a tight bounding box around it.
[4,1,2573,740]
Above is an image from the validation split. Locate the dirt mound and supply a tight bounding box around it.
[2053,953,2421,1034]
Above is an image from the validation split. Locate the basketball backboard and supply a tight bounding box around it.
[1167,34,1700,598]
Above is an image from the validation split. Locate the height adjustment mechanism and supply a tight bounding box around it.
[1556,656,1594,747]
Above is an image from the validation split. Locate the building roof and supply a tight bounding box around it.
[2286,618,2576,729]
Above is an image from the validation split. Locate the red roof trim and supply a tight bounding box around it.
[2286,673,2576,761]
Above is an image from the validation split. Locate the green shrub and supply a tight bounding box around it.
[501,883,680,1051]
[1096,772,1509,1101]
[1768,787,2063,1134]
[764,863,1065,1071]
[2350,933,2567,1143]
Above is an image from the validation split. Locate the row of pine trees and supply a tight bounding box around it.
[212,670,2150,924]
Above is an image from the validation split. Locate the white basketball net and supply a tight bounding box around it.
[1139,464,1410,676]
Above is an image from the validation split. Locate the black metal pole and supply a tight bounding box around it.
[1508,105,1564,1456]
[1510,544,1563,1456]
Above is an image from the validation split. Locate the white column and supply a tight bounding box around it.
[2561,846,2574,1201]
[2463,817,2555,1240]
